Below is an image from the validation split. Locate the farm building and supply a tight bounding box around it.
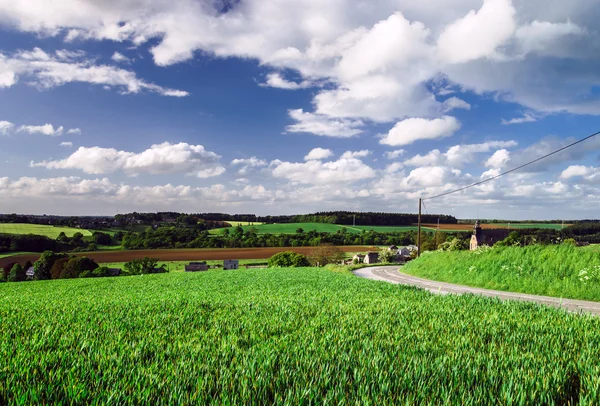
[364,252,379,264]
[185,262,209,272]
[353,254,365,264]
[388,245,398,251]
[397,247,412,258]
[25,267,35,280]
[223,260,239,270]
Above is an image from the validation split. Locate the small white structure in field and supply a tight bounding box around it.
[223,259,239,270]
[25,267,35,280]
[352,254,365,264]
[364,252,379,264]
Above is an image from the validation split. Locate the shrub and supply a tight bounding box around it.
[268,252,310,268]
[60,257,99,279]
[79,270,94,278]
[563,238,577,246]
[378,248,397,263]
[34,251,69,280]
[8,264,26,282]
[93,267,110,277]
[124,257,163,275]
[2,262,16,281]
[309,245,345,266]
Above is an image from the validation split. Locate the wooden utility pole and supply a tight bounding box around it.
[417,198,422,257]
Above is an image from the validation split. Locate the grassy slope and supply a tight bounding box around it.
[487,223,567,230]
[0,252,34,260]
[1,268,600,404]
[403,245,600,301]
[0,223,92,238]
[224,221,264,226]
[209,222,429,235]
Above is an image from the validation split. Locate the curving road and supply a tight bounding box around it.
[354,266,600,316]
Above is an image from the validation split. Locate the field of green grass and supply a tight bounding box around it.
[0,223,93,238]
[0,252,34,260]
[485,223,567,230]
[224,221,264,227]
[403,245,600,301]
[209,222,428,235]
[1,268,599,403]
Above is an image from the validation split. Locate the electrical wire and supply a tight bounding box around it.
[423,129,600,201]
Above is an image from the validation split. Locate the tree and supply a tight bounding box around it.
[268,252,310,268]
[296,228,304,234]
[60,257,99,279]
[2,262,16,281]
[50,258,70,280]
[34,251,68,280]
[92,232,112,245]
[309,245,345,266]
[8,263,26,282]
[378,248,397,263]
[124,257,165,275]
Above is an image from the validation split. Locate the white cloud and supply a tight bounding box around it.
[67,128,82,135]
[59,141,73,147]
[380,116,461,146]
[437,0,516,64]
[271,157,376,185]
[0,121,14,135]
[111,52,130,63]
[404,150,443,167]
[442,97,471,112]
[261,73,313,90]
[286,109,363,137]
[0,48,188,96]
[32,142,225,177]
[384,149,405,160]
[340,150,371,159]
[560,165,594,180]
[444,140,517,166]
[18,123,64,136]
[231,156,268,175]
[501,113,538,125]
[485,149,511,168]
[304,148,334,161]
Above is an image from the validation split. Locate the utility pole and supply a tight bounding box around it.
[436,217,440,249]
[417,198,422,258]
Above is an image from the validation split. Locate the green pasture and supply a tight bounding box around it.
[403,244,600,301]
[0,223,92,238]
[223,221,264,227]
[99,259,269,272]
[484,223,567,230]
[1,268,599,403]
[209,222,430,235]
[0,252,34,260]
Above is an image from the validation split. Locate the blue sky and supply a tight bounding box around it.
[1,0,600,219]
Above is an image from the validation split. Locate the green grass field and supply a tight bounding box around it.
[0,223,93,238]
[1,268,600,403]
[0,252,34,260]
[99,259,269,271]
[209,222,427,235]
[403,245,600,301]
[485,223,567,230]
[224,221,264,227]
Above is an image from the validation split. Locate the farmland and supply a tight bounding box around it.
[0,223,93,238]
[0,246,376,270]
[209,222,427,235]
[1,268,600,403]
[403,244,600,301]
[223,221,264,227]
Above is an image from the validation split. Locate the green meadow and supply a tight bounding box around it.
[1,268,599,404]
[209,222,426,235]
[403,244,600,301]
[0,223,93,238]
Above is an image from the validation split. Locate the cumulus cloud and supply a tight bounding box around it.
[380,116,461,146]
[231,156,268,175]
[271,156,376,185]
[485,149,511,168]
[304,148,334,161]
[67,128,82,135]
[285,109,363,137]
[261,73,314,90]
[340,150,371,159]
[501,113,538,125]
[0,48,188,96]
[560,165,597,180]
[0,120,14,135]
[384,149,405,160]
[111,52,130,63]
[18,123,64,136]
[59,141,73,147]
[442,97,471,112]
[32,142,225,177]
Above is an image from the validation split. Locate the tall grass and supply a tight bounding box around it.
[404,245,600,301]
[2,268,600,403]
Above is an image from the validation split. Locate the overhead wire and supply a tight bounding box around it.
[423,129,600,201]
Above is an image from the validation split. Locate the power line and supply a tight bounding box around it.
[423,129,600,201]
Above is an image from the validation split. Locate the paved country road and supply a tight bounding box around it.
[354,266,600,316]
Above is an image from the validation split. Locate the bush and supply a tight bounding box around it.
[268,252,310,268]
[563,238,577,246]
[378,248,397,263]
[93,267,110,277]
[60,257,99,279]
[8,264,26,282]
[79,270,94,278]
[124,257,164,275]
[309,245,345,266]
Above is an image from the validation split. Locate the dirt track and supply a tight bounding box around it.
[0,246,377,269]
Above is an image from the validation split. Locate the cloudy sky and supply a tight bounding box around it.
[1,0,600,219]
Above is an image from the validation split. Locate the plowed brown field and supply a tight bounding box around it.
[0,246,377,269]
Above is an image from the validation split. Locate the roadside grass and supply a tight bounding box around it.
[2,268,600,403]
[403,244,600,301]
[0,223,92,238]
